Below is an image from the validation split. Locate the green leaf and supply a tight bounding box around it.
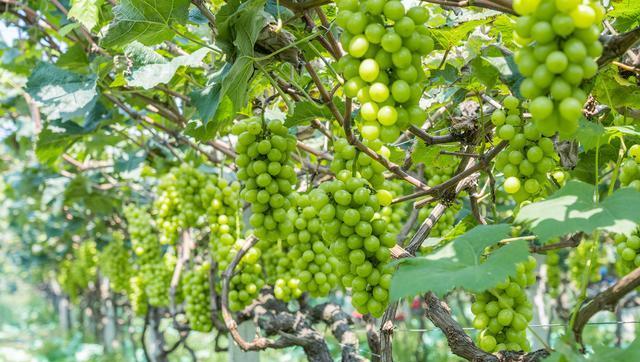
[571,144,619,184]
[26,63,98,121]
[576,119,607,152]
[592,67,640,109]
[56,44,90,71]
[427,18,492,49]
[68,0,104,31]
[608,1,640,31]
[469,56,499,89]
[101,0,190,48]
[35,102,109,165]
[515,180,640,242]
[124,42,210,89]
[285,98,344,127]
[412,142,459,170]
[545,337,640,362]
[216,0,269,56]
[390,224,529,300]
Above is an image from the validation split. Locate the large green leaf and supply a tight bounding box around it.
[411,142,459,171]
[26,63,98,121]
[427,18,492,49]
[216,0,269,56]
[68,0,104,31]
[515,180,640,242]
[101,0,190,48]
[124,42,210,89]
[35,103,109,165]
[390,224,529,300]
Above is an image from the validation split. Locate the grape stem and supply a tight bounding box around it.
[572,266,640,348]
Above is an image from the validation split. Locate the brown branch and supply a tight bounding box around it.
[530,233,582,254]
[572,266,640,346]
[310,303,365,362]
[279,0,333,12]
[598,26,640,66]
[363,315,381,362]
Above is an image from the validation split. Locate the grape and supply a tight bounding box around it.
[183,263,213,332]
[492,97,559,202]
[155,164,214,245]
[545,250,562,298]
[335,1,433,141]
[513,0,604,137]
[129,276,148,316]
[99,231,133,294]
[57,241,98,303]
[618,151,640,191]
[614,233,640,276]
[124,205,171,307]
[233,118,297,243]
[311,174,394,317]
[567,237,605,289]
[471,256,537,353]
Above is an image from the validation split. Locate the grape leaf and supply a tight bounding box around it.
[68,0,104,31]
[101,0,190,48]
[545,337,640,362]
[592,66,640,110]
[515,180,640,242]
[390,224,529,300]
[427,18,492,49]
[285,98,344,127]
[608,0,640,31]
[26,63,98,121]
[124,42,210,89]
[411,142,459,170]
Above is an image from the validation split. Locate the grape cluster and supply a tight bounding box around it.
[618,145,640,190]
[331,138,388,189]
[226,239,264,312]
[279,191,342,299]
[261,245,304,302]
[545,250,561,298]
[155,165,211,245]
[335,0,432,142]
[614,233,640,275]
[313,173,395,317]
[567,238,604,289]
[183,263,213,332]
[233,118,297,242]
[513,0,604,136]
[471,256,537,353]
[129,275,148,316]
[57,241,98,303]
[493,96,558,203]
[99,231,132,294]
[124,204,171,307]
[424,164,456,187]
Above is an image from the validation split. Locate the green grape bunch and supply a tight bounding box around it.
[545,250,562,298]
[128,275,148,316]
[233,118,298,242]
[471,256,537,353]
[312,172,396,317]
[567,237,605,289]
[183,262,214,332]
[618,145,640,190]
[124,204,171,307]
[99,231,133,294]
[155,164,216,245]
[513,0,604,137]
[614,232,640,276]
[493,96,559,203]
[335,0,432,143]
[226,239,265,312]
